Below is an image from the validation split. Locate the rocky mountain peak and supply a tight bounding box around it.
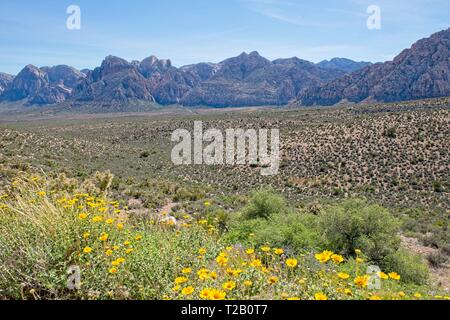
[40,65,86,88]
[100,55,133,77]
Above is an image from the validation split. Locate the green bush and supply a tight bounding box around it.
[384,249,429,285]
[242,188,287,220]
[318,199,401,265]
[225,212,320,252]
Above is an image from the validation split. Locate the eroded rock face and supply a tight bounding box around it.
[298,28,450,106]
[1,65,49,102]
[0,64,85,105]
[41,65,86,89]
[0,72,13,95]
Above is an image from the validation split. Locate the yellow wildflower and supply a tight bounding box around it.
[199,288,211,299]
[181,286,195,296]
[315,250,333,263]
[286,258,298,268]
[216,255,228,267]
[222,281,236,291]
[92,216,103,223]
[268,276,279,285]
[244,280,253,287]
[250,259,262,267]
[331,254,344,264]
[354,275,369,288]
[378,271,389,280]
[83,246,93,254]
[78,213,88,220]
[315,293,328,300]
[172,285,181,292]
[109,268,118,274]
[209,289,226,300]
[337,272,350,280]
[181,268,192,274]
[274,248,284,255]
[389,272,401,281]
[175,277,188,285]
[246,248,255,255]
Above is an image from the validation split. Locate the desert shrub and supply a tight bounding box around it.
[318,199,401,265]
[432,180,444,193]
[399,208,449,251]
[242,188,287,220]
[173,187,206,202]
[427,251,448,268]
[225,212,320,252]
[384,249,429,285]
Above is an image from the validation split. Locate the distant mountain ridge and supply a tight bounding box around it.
[1,28,449,108]
[317,58,372,73]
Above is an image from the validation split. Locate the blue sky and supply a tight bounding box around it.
[0,0,448,74]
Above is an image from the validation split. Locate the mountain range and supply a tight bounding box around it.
[0,28,448,109]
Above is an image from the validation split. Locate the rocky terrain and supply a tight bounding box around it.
[0,73,13,95]
[298,28,450,106]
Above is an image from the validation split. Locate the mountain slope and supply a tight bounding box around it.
[298,28,450,106]
[74,56,155,102]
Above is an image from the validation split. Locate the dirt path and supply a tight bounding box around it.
[158,202,178,215]
[400,235,449,293]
